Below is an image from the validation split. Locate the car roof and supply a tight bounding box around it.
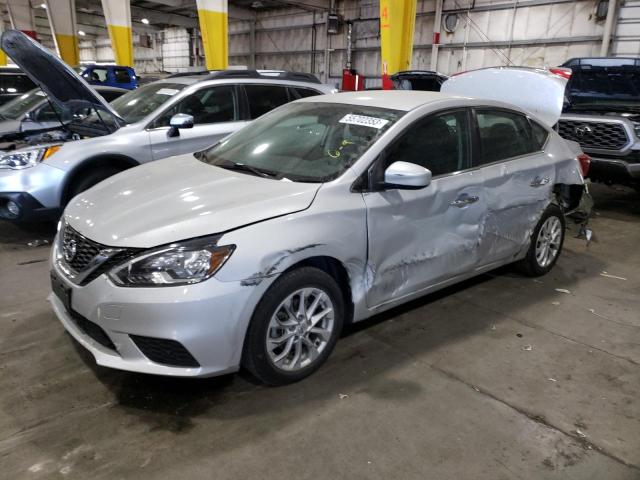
[295,90,467,111]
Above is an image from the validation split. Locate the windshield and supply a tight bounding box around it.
[109,82,187,123]
[566,68,640,107]
[200,102,403,182]
[0,88,46,120]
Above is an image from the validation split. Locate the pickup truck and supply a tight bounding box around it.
[557,57,640,191]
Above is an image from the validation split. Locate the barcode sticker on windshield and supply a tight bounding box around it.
[339,114,389,129]
[156,88,180,96]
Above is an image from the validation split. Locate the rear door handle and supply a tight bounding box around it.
[450,195,479,208]
[530,176,550,187]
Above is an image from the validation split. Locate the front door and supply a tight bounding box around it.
[363,109,487,309]
[148,85,247,160]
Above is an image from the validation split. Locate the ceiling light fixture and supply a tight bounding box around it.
[40,3,47,8]
[141,18,149,24]
[78,30,86,36]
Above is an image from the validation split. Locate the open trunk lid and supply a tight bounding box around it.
[0,30,125,134]
[441,67,567,127]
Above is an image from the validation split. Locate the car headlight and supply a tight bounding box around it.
[0,145,61,170]
[108,236,235,287]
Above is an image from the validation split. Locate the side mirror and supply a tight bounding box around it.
[384,161,432,189]
[168,113,194,137]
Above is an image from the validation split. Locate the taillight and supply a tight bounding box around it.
[549,67,572,80]
[577,153,590,177]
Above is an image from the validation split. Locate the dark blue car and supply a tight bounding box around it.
[80,65,138,90]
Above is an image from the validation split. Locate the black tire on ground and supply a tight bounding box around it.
[515,203,566,277]
[242,266,344,386]
[66,167,123,204]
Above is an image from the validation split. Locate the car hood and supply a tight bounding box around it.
[0,30,124,134]
[441,67,567,127]
[64,155,322,248]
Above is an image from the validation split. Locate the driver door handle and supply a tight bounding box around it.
[530,176,550,187]
[450,195,479,208]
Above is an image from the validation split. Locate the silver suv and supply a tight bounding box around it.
[0,30,335,221]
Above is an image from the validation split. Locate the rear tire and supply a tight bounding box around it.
[242,267,344,386]
[516,204,566,277]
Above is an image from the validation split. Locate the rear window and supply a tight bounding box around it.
[475,109,535,165]
[114,68,132,84]
[290,87,321,99]
[531,121,549,150]
[245,85,290,118]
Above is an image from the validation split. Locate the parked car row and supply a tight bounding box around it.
[1,30,592,385]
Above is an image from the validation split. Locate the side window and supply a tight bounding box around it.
[475,109,534,165]
[386,110,470,177]
[154,85,237,127]
[114,68,132,84]
[290,87,321,99]
[86,68,109,83]
[531,120,549,150]
[245,85,289,118]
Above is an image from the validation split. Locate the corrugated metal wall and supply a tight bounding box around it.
[233,0,631,88]
[7,0,638,82]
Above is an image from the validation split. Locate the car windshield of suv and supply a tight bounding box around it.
[566,66,640,108]
[0,88,46,120]
[109,82,187,123]
[200,102,404,182]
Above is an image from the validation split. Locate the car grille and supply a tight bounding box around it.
[558,120,629,151]
[60,224,141,285]
[71,310,117,351]
[130,335,200,368]
[62,224,102,272]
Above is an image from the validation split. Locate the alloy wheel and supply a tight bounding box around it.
[266,287,335,372]
[535,216,563,268]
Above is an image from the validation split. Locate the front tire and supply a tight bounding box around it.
[516,204,566,277]
[242,267,344,385]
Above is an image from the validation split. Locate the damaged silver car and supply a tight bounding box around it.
[50,68,591,385]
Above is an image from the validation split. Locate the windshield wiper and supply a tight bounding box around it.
[216,160,278,179]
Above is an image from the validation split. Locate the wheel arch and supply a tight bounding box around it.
[61,154,139,203]
[282,255,355,326]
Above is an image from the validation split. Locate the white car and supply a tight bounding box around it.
[49,69,590,385]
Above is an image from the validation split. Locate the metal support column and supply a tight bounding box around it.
[430,0,443,71]
[380,0,417,89]
[45,0,80,66]
[196,0,228,70]
[600,0,619,56]
[101,0,134,66]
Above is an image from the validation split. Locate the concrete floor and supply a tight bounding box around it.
[0,183,639,479]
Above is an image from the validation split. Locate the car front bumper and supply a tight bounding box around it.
[0,164,65,221]
[49,258,271,378]
[588,156,640,184]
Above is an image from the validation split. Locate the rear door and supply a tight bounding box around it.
[243,84,291,119]
[363,108,486,308]
[148,84,247,159]
[473,108,555,266]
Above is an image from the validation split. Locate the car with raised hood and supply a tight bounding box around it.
[557,57,640,190]
[0,30,335,222]
[49,67,591,385]
[0,85,127,144]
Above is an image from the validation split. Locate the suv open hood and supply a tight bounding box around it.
[441,67,567,127]
[0,30,125,134]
